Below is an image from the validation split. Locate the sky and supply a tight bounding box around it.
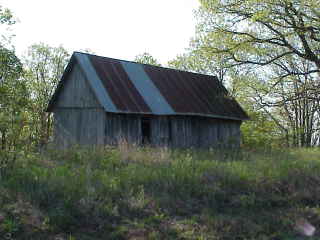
[1,0,200,64]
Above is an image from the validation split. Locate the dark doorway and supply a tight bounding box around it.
[141,118,151,144]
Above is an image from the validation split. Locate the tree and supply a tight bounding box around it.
[198,0,320,73]
[168,50,228,84]
[170,0,320,148]
[134,52,162,66]
[0,5,16,47]
[23,43,70,147]
[0,6,29,151]
[251,56,320,147]
[0,46,22,83]
[0,47,27,151]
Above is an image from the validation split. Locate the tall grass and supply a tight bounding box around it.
[0,146,320,239]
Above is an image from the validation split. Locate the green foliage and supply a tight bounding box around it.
[241,110,282,149]
[23,43,70,147]
[197,0,320,65]
[0,6,15,25]
[168,0,320,149]
[168,39,229,84]
[0,46,29,153]
[0,47,22,81]
[23,43,69,110]
[0,5,17,48]
[0,7,30,177]
[134,52,162,66]
[1,147,320,239]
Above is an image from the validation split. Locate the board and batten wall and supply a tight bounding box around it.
[103,113,242,148]
[105,114,142,145]
[150,116,241,148]
[52,62,242,149]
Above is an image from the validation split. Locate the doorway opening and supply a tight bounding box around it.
[141,118,151,144]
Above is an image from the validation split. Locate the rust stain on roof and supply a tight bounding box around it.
[48,52,249,121]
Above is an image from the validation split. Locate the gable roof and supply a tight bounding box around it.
[47,52,249,121]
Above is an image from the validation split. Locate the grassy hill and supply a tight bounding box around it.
[0,146,320,239]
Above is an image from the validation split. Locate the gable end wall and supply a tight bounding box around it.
[52,63,105,148]
[55,63,101,108]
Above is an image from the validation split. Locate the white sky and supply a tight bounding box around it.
[1,0,199,64]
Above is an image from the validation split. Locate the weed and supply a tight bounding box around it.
[0,147,320,239]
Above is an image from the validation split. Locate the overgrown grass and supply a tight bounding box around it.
[0,146,320,239]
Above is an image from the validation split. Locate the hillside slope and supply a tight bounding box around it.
[0,147,319,239]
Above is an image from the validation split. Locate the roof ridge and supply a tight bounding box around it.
[73,51,220,80]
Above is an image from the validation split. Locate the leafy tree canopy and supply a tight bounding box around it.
[198,0,320,73]
[23,43,70,146]
[24,43,70,105]
[0,46,22,83]
[0,5,23,105]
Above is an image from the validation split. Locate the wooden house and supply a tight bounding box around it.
[47,52,249,148]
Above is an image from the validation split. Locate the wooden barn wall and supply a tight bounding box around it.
[151,116,241,148]
[104,114,170,147]
[150,116,170,147]
[52,63,105,148]
[55,63,101,108]
[105,113,142,145]
[104,114,242,149]
[53,108,105,148]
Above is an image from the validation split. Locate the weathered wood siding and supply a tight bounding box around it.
[104,114,242,149]
[169,117,241,148]
[53,108,105,148]
[55,64,101,108]
[150,116,170,147]
[105,113,142,145]
[52,64,105,148]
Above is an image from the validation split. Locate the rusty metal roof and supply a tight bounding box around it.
[47,52,249,120]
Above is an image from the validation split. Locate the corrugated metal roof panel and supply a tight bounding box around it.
[48,52,249,120]
[89,54,152,113]
[75,53,117,112]
[121,61,174,115]
[143,64,248,120]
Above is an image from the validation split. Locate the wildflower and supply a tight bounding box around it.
[295,218,316,237]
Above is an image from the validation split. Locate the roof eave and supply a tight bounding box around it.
[103,110,249,121]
